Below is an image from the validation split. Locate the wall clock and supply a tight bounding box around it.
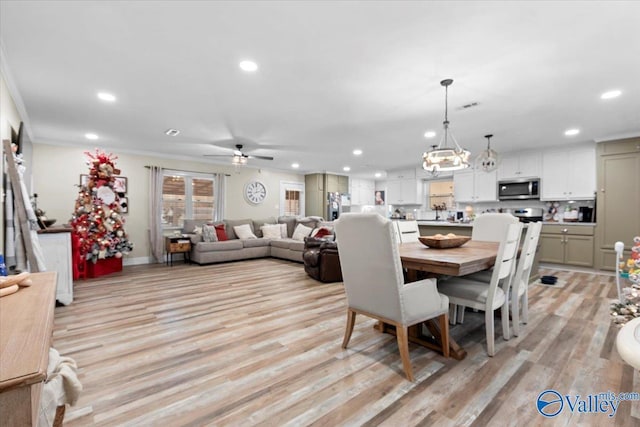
[244,180,267,204]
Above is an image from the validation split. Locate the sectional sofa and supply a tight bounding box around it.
[182,216,330,265]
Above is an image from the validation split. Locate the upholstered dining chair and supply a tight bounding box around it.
[396,220,420,243]
[438,222,522,356]
[335,213,450,381]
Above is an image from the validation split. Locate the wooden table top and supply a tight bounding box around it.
[0,271,57,392]
[399,240,500,276]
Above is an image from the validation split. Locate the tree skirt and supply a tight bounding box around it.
[611,284,640,326]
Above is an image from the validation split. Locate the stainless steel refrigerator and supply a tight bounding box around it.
[327,192,351,220]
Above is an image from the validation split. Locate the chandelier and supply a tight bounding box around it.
[422,79,471,175]
[476,134,499,172]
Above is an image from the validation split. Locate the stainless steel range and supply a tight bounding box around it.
[512,208,544,223]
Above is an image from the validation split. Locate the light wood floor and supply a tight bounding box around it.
[53,259,639,426]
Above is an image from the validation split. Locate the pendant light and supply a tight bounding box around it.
[476,134,499,172]
[422,79,471,175]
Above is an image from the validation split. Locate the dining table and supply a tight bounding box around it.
[375,240,501,360]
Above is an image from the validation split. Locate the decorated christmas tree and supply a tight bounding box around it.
[70,150,133,263]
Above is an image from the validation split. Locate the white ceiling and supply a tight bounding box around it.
[1,1,639,178]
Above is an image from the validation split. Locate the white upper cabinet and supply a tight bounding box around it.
[349,178,375,205]
[541,146,596,200]
[386,168,423,205]
[454,167,497,203]
[497,151,541,180]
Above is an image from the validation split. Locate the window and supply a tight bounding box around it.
[280,181,305,217]
[162,171,214,229]
[284,190,301,216]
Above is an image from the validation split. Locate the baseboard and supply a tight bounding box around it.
[123,256,154,266]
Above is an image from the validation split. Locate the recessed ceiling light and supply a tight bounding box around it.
[424,131,437,138]
[291,163,300,169]
[85,133,98,140]
[343,166,351,172]
[239,60,258,72]
[352,149,363,156]
[564,128,580,136]
[375,172,382,178]
[601,90,621,100]
[165,128,180,136]
[97,92,116,102]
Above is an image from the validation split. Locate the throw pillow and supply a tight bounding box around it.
[214,224,228,241]
[261,224,282,239]
[292,224,313,241]
[280,223,288,239]
[234,223,257,240]
[311,226,333,239]
[202,224,218,242]
[193,226,203,235]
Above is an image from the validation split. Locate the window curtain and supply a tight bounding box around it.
[214,173,226,221]
[148,166,164,263]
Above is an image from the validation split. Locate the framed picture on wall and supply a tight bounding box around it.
[113,176,127,195]
[119,196,129,214]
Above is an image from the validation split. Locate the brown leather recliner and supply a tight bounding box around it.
[303,237,343,283]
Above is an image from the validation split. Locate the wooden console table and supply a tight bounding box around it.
[0,272,57,426]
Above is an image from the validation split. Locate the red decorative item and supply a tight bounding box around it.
[86,257,123,278]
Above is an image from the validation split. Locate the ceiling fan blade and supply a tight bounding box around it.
[203,154,231,157]
[248,155,274,161]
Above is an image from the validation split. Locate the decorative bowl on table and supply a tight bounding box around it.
[418,234,471,249]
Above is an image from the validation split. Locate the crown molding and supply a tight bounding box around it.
[0,41,34,141]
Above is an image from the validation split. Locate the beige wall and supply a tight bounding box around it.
[31,143,304,264]
[0,73,25,248]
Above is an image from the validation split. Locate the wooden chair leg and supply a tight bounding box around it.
[485,309,495,357]
[342,309,356,348]
[438,314,450,358]
[456,305,465,324]
[501,302,510,341]
[512,291,521,337]
[449,304,457,325]
[396,326,414,382]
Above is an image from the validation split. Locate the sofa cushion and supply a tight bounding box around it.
[292,224,313,241]
[182,219,209,234]
[194,240,243,252]
[288,240,306,251]
[270,239,293,249]
[224,219,254,240]
[187,233,203,244]
[261,224,283,239]
[214,224,228,241]
[242,238,271,248]
[202,224,218,242]
[296,216,322,231]
[234,224,257,240]
[252,217,277,238]
[278,216,298,238]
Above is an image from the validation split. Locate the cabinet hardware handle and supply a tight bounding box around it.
[562,228,568,233]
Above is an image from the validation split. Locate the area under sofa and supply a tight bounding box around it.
[182,216,329,265]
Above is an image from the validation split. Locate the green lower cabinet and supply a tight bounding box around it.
[539,225,594,267]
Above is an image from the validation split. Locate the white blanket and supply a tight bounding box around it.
[38,348,82,427]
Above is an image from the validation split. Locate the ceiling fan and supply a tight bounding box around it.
[204,143,274,165]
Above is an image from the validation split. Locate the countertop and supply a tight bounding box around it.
[416,220,596,227]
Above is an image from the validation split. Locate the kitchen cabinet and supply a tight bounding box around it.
[541,146,596,200]
[305,173,349,217]
[386,169,423,205]
[539,224,594,267]
[497,151,541,180]
[38,228,73,305]
[594,137,640,270]
[453,168,497,202]
[349,178,375,205]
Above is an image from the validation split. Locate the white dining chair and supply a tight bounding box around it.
[453,212,521,323]
[396,220,420,243]
[438,222,522,356]
[335,213,450,381]
[510,221,542,336]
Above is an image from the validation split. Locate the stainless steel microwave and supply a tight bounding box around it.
[498,178,540,200]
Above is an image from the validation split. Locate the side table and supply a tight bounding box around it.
[165,236,191,266]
